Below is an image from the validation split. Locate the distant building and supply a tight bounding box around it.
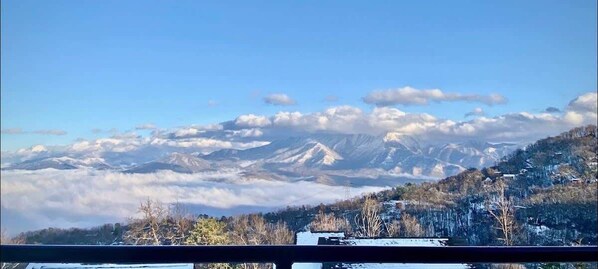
[568,178,582,184]
[293,231,468,269]
[502,174,516,180]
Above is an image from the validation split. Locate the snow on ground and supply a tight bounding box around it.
[293,232,470,269]
[343,238,449,246]
[343,238,469,268]
[344,263,470,269]
[294,231,347,269]
[295,231,346,245]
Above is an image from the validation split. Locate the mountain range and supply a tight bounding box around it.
[2,133,518,181]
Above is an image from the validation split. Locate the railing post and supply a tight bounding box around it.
[275,260,292,269]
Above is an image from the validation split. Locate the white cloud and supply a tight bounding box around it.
[170,124,223,138]
[323,95,339,102]
[0,169,384,234]
[149,137,268,152]
[1,128,23,134]
[193,124,224,131]
[229,128,264,138]
[207,100,218,107]
[91,128,119,134]
[563,111,584,125]
[270,106,367,133]
[363,86,507,106]
[1,128,67,135]
[173,127,201,138]
[544,107,561,113]
[30,145,48,153]
[567,92,597,113]
[2,92,597,234]
[235,114,272,127]
[14,145,50,156]
[464,107,485,117]
[563,92,597,125]
[135,124,157,130]
[263,93,297,106]
[33,129,68,135]
[255,92,595,143]
[4,92,596,167]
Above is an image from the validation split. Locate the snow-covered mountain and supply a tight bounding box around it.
[124,153,213,174]
[3,156,111,170]
[3,133,518,178]
[204,134,517,177]
[426,141,515,169]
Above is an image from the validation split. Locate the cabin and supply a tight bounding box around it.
[293,231,468,269]
[567,178,582,184]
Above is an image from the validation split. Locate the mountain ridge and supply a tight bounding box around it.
[3,132,519,178]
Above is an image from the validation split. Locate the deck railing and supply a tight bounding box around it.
[1,245,597,269]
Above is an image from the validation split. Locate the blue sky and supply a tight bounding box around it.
[2,0,597,151]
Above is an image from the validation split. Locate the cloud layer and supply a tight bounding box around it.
[263,93,297,106]
[1,128,67,135]
[2,92,596,167]
[0,169,384,234]
[229,91,595,144]
[1,91,596,235]
[363,87,507,106]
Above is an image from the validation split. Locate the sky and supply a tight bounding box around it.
[1,0,597,151]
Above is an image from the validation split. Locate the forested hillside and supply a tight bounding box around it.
[8,125,597,247]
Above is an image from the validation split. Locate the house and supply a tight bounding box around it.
[502,174,516,180]
[293,231,468,269]
[568,178,582,184]
[294,232,346,269]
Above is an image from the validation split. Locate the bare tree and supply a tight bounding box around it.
[486,180,517,246]
[0,229,11,245]
[1,229,24,269]
[400,213,424,237]
[383,219,401,237]
[227,215,293,269]
[167,202,193,245]
[309,210,351,233]
[124,199,193,245]
[125,199,168,245]
[355,196,382,237]
[268,221,293,245]
[248,214,268,245]
[227,214,270,269]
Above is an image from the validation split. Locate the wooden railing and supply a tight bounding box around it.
[1,245,597,269]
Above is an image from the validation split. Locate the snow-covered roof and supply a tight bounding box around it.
[338,238,468,269]
[26,264,193,269]
[293,232,469,269]
[342,237,449,246]
[341,263,469,269]
[295,231,345,245]
[294,231,346,269]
